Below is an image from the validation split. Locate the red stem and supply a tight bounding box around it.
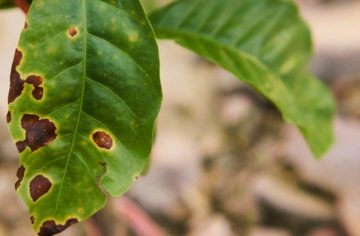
[114,197,166,236]
[14,0,29,14]
[83,219,103,236]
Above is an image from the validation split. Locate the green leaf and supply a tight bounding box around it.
[150,0,334,157]
[7,0,161,234]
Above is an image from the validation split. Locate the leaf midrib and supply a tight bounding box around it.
[52,0,88,217]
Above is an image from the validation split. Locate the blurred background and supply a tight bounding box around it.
[0,0,359,235]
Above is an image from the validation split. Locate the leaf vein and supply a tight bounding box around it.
[52,0,88,217]
[87,33,154,91]
[85,77,140,120]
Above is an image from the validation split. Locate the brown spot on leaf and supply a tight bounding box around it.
[6,111,11,123]
[17,114,57,152]
[26,75,44,100]
[32,87,44,100]
[8,49,24,103]
[15,165,25,190]
[8,51,45,102]
[92,131,113,150]
[29,175,52,201]
[39,218,78,236]
[128,32,139,42]
[68,27,77,37]
[30,216,35,224]
[16,140,28,153]
[26,75,42,86]
[21,114,39,129]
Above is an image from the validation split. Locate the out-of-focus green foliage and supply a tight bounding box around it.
[150,0,334,157]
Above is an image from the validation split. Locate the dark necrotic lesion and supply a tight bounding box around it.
[8,49,44,104]
[15,165,25,190]
[29,175,52,201]
[26,75,44,100]
[68,27,78,37]
[39,218,78,236]
[16,114,57,152]
[6,111,11,123]
[8,49,24,103]
[92,131,113,150]
[8,49,45,103]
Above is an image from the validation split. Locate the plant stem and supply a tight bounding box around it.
[83,219,103,236]
[14,0,29,13]
[114,197,166,236]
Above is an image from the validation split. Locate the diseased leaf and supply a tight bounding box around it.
[7,0,161,234]
[150,0,334,157]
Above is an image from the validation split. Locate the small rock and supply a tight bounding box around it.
[307,227,339,236]
[338,194,360,236]
[281,118,360,196]
[220,95,254,126]
[249,227,291,236]
[251,175,335,220]
[189,215,234,236]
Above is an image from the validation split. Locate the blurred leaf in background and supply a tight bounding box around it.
[150,0,334,157]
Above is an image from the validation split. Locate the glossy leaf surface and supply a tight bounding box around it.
[150,0,334,157]
[7,0,161,234]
